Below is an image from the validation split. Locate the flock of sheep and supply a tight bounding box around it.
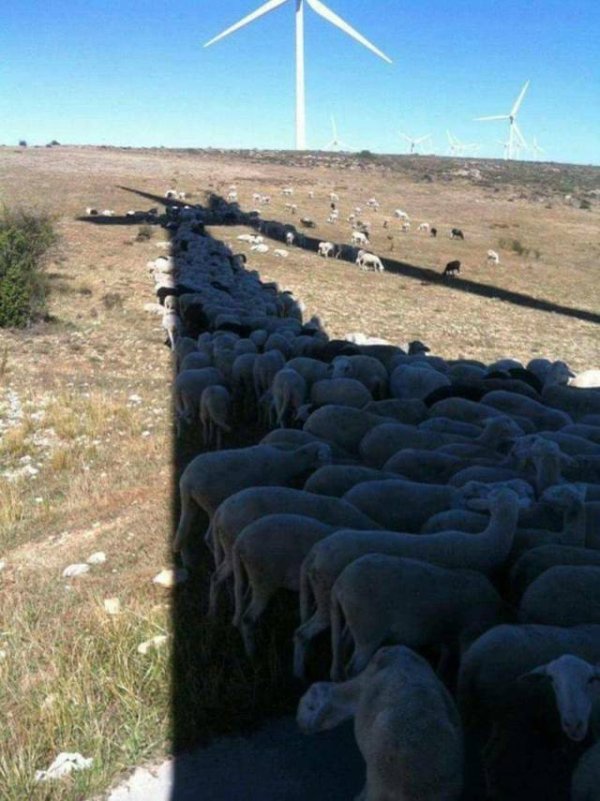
[145,187,600,801]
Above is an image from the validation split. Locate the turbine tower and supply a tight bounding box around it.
[324,115,351,151]
[475,80,530,160]
[399,132,431,154]
[205,0,392,151]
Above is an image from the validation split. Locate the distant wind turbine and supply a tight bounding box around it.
[447,131,478,157]
[475,80,530,160]
[399,132,431,154]
[531,137,545,160]
[324,115,351,151]
[204,0,392,151]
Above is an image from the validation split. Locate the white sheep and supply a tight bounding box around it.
[394,209,409,221]
[200,385,232,450]
[401,220,411,232]
[251,243,269,253]
[252,349,286,400]
[418,222,430,232]
[356,252,384,272]
[294,488,519,679]
[285,231,295,245]
[298,646,464,801]
[330,553,505,679]
[317,241,335,258]
[487,249,500,264]
[570,369,600,389]
[330,355,389,398]
[232,514,335,654]
[174,442,332,565]
[351,231,370,247]
[205,485,380,614]
[273,248,288,258]
[271,368,307,428]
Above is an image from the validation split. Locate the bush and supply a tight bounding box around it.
[580,199,591,210]
[136,224,154,241]
[18,140,27,148]
[0,208,57,328]
[497,236,534,258]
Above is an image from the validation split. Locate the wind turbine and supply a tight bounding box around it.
[324,114,351,151]
[475,80,530,160]
[447,131,478,157]
[399,132,431,154]
[204,0,392,151]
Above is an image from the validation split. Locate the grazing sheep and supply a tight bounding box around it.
[252,349,286,400]
[206,486,380,614]
[444,260,461,277]
[304,406,394,455]
[295,488,519,678]
[303,465,398,498]
[570,369,600,389]
[317,241,335,258]
[450,228,465,240]
[297,646,464,801]
[174,442,332,565]
[331,355,389,399]
[310,378,372,410]
[330,554,506,680]
[356,252,385,272]
[271,368,307,428]
[199,385,232,450]
[487,249,500,265]
[509,544,600,602]
[232,514,335,654]
[430,227,438,237]
[285,357,330,388]
[273,248,288,258]
[351,231,370,247]
[519,565,600,626]
[394,209,409,220]
[390,363,451,401]
[418,222,430,232]
[174,367,225,435]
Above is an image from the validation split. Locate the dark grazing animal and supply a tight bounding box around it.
[300,217,316,228]
[430,227,437,237]
[450,228,465,240]
[443,260,461,277]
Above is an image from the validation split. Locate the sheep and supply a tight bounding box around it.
[519,565,600,626]
[162,307,182,348]
[251,243,269,253]
[252,349,286,400]
[174,367,225,435]
[179,351,212,372]
[356,252,384,272]
[437,416,524,460]
[401,220,411,232]
[509,544,600,602]
[85,207,99,216]
[310,378,372,410]
[390,363,451,401]
[205,486,381,613]
[351,231,370,247]
[384,448,466,483]
[300,217,316,228]
[174,442,332,566]
[450,228,465,239]
[304,405,394,455]
[487,249,500,265]
[570,369,600,389]
[294,488,519,678]
[271,368,307,428]
[317,241,335,258]
[358,422,459,469]
[364,399,427,425]
[572,741,600,801]
[482,389,573,430]
[394,209,409,220]
[543,383,600,421]
[430,227,438,237]
[330,554,507,680]
[331,355,389,399]
[418,222,430,232]
[285,357,330,388]
[232,514,335,654]
[444,260,461,277]
[199,385,231,450]
[303,465,398,498]
[297,646,464,801]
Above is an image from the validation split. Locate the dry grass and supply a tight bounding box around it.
[0,144,598,800]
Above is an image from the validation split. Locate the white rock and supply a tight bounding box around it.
[103,598,121,615]
[62,563,90,578]
[0,560,5,572]
[34,752,93,782]
[137,635,169,655]
[87,551,106,565]
[152,568,188,588]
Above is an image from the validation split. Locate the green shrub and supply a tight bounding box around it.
[0,208,57,328]
[497,236,533,257]
[136,224,154,241]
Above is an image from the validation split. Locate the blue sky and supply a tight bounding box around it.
[1,0,599,164]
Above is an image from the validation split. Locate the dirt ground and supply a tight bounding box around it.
[0,145,598,800]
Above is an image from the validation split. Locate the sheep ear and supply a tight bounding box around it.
[518,665,548,683]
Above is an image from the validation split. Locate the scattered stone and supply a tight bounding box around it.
[35,752,93,782]
[0,560,5,572]
[137,634,169,655]
[62,563,90,579]
[87,551,107,565]
[152,568,188,588]
[103,597,121,615]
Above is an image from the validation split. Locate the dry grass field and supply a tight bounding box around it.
[0,144,598,800]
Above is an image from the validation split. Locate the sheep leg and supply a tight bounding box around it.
[330,589,347,681]
[208,560,233,617]
[346,644,376,678]
[293,613,330,680]
[173,488,199,553]
[240,587,271,658]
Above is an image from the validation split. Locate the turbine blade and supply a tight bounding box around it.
[204,0,289,47]
[513,121,528,149]
[306,0,392,63]
[474,115,509,122]
[415,135,431,143]
[399,133,412,143]
[511,80,530,117]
